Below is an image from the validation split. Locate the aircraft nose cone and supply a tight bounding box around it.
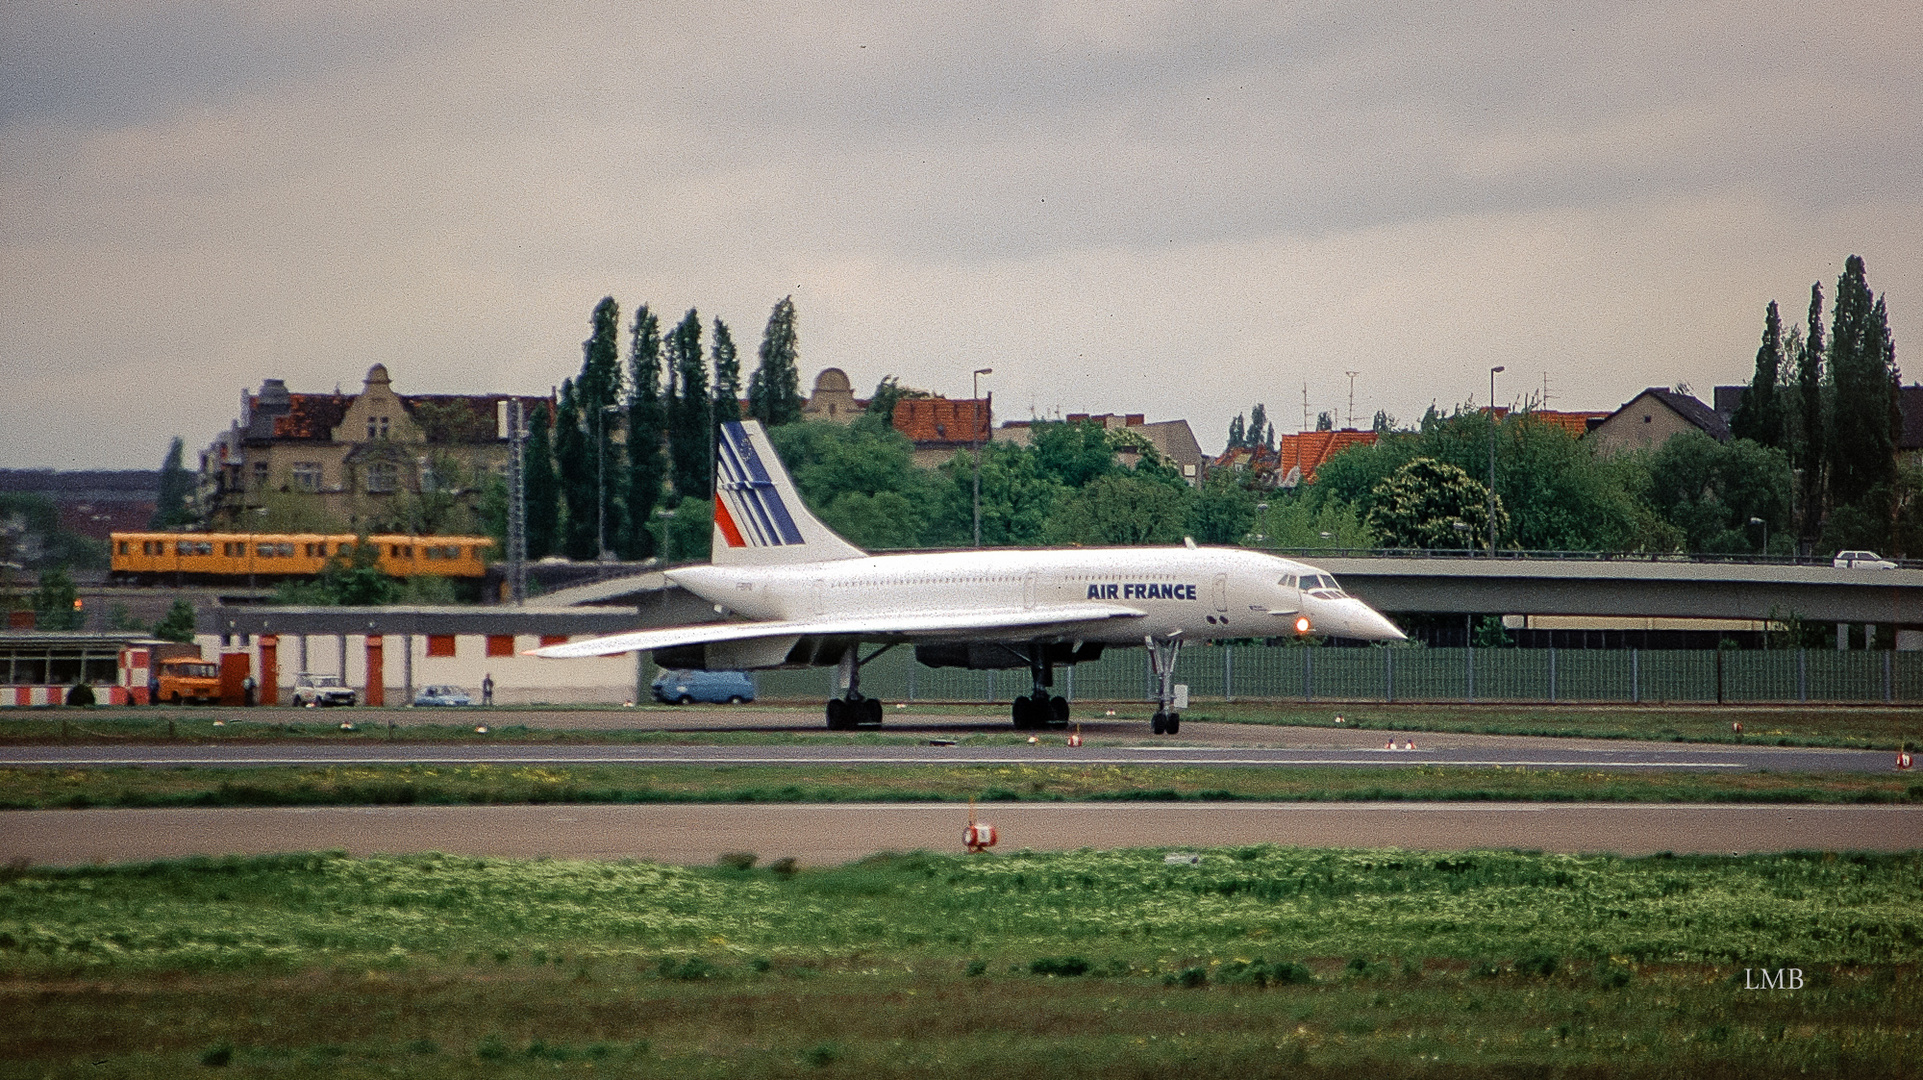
[1339,598,1406,641]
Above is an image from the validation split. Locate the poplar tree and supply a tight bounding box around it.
[711,318,742,425]
[150,437,195,528]
[554,379,597,560]
[623,306,666,559]
[666,309,711,500]
[1731,301,1785,450]
[747,296,803,427]
[1225,414,1246,451]
[1795,282,1828,550]
[1827,256,1896,512]
[524,400,560,560]
[1248,403,1274,449]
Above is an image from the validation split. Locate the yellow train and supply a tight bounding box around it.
[111,532,493,584]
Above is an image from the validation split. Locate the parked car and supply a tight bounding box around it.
[651,669,756,705]
[412,685,473,707]
[291,672,356,707]
[1832,550,1897,569]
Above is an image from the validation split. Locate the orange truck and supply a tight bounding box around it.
[154,657,222,704]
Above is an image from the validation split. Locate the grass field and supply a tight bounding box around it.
[1,762,1920,811]
[1,847,1917,1077]
[2,701,1919,750]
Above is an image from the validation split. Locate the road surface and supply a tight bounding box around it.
[4,802,1917,867]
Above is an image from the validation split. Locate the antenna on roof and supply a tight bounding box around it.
[1301,382,1310,433]
[1345,371,1358,429]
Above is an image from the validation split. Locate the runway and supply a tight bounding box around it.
[0,736,1891,773]
[4,802,1917,867]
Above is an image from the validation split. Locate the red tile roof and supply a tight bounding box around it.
[893,397,990,445]
[1212,430,1378,483]
[1484,407,1611,437]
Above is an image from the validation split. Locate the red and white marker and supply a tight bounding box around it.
[1068,726,1082,748]
[1899,750,1914,771]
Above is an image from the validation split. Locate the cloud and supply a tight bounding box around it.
[3,1,1922,468]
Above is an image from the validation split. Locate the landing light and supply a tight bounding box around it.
[1295,616,1312,634]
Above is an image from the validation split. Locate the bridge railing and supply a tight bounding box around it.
[753,644,1922,705]
[1252,546,1923,570]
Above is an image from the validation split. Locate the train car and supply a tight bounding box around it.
[110,532,493,584]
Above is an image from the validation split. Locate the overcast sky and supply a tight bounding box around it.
[5,1,1921,470]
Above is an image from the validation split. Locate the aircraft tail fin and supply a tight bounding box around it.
[711,419,866,565]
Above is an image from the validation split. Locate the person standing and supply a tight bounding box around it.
[481,672,494,706]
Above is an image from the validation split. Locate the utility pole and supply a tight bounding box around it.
[506,398,526,605]
[1488,365,1504,556]
[597,404,620,564]
[972,368,993,548]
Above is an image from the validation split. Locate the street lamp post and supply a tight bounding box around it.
[1487,365,1504,556]
[1750,516,1767,557]
[972,367,993,548]
[597,404,620,563]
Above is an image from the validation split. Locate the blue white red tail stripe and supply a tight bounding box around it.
[717,422,803,547]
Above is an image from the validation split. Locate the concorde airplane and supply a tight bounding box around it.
[534,420,1404,734]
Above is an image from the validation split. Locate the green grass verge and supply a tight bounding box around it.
[6,700,1921,750]
[1,848,1917,1077]
[3,763,1921,810]
[1186,701,1923,751]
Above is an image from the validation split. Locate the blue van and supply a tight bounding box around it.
[651,669,756,705]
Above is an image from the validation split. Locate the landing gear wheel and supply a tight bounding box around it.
[1011,697,1034,729]
[1151,711,1167,735]
[1165,713,1180,735]
[1050,695,1070,726]
[826,699,852,730]
[861,697,884,725]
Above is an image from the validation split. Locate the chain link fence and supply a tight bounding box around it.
[750,645,1922,705]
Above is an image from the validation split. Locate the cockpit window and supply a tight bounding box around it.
[1298,573,1346,596]
[1279,574,1298,588]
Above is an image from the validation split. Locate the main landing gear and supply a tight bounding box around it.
[1011,643,1070,730]
[1146,635,1182,736]
[826,644,892,730]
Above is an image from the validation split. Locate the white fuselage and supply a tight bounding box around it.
[668,546,1402,644]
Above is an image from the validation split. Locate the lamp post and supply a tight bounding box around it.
[1750,516,1767,557]
[1487,365,1504,556]
[597,404,620,563]
[972,367,993,548]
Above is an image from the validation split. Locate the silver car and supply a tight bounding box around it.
[1832,550,1897,569]
[292,673,357,707]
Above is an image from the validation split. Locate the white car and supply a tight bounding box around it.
[1832,550,1897,569]
[292,673,357,707]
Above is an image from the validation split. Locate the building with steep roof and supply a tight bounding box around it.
[998,413,1208,486]
[1213,429,1379,487]
[892,397,992,469]
[799,368,868,423]
[1585,388,1732,455]
[198,365,548,531]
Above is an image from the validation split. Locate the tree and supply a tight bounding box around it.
[1225,414,1246,451]
[666,309,711,501]
[1364,457,1507,550]
[1315,411,1334,432]
[314,535,398,605]
[655,496,713,563]
[152,599,198,644]
[1643,431,1792,553]
[150,438,195,529]
[767,415,934,549]
[554,379,597,560]
[523,400,560,560]
[1249,496,1378,549]
[710,318,742,426]
[1795,281,1828,551]
[927,442,1062,546]
[1185,471,1258,544]
[867,375,929,420]
[623,306,666,560]
[30,566,81,630]
[1247,403,1274,450]
[1731,301,1786,450]
[1826,256,1896,520]
[746,296,803,427]
[1047,474,1192,546]
[579,296,625,414]
[1031,420,1118,488]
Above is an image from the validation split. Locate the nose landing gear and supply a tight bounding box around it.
[1145,635,1183,736]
